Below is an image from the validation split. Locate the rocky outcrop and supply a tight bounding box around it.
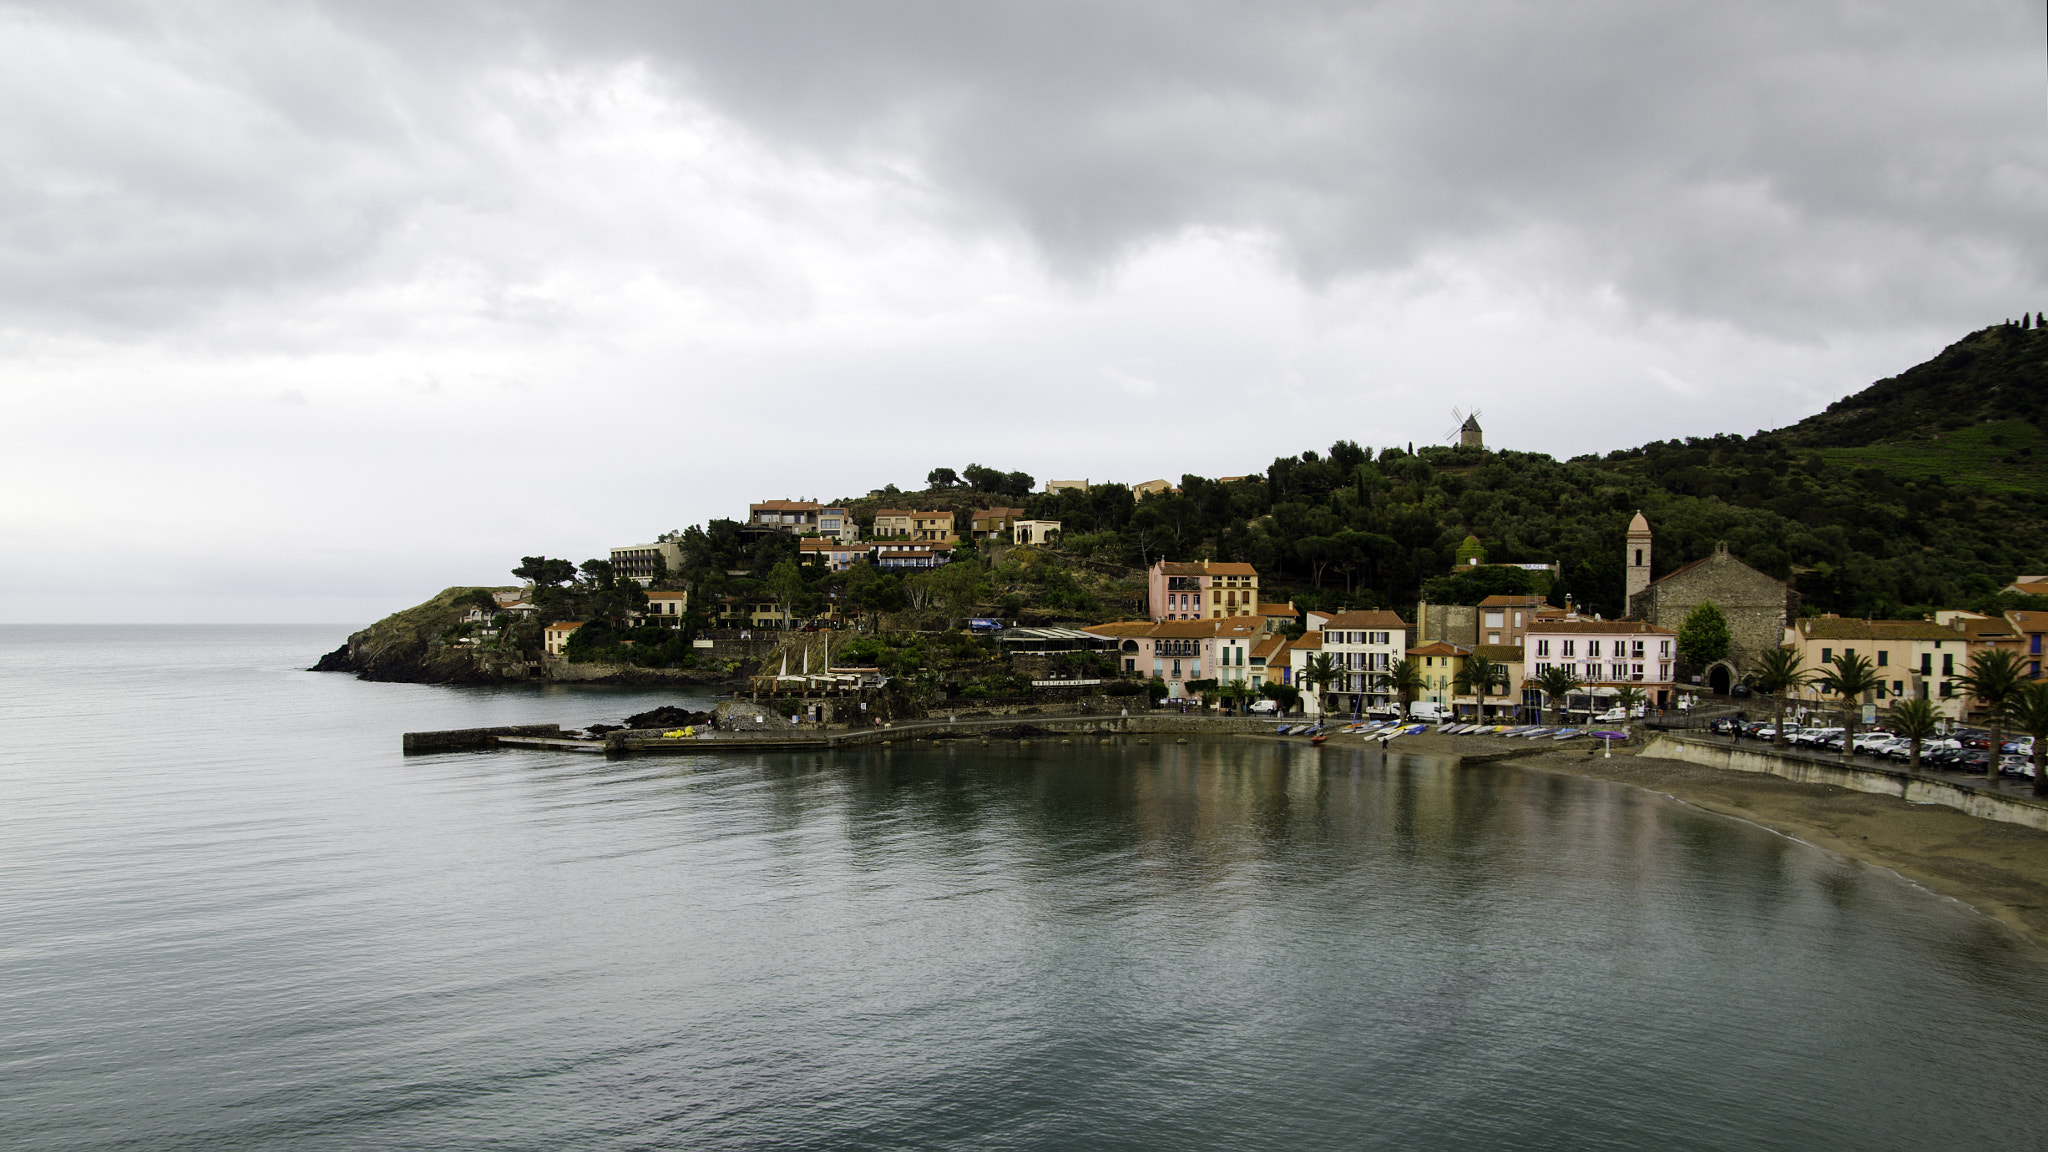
[308,585,518,684]
[312,586,752,686]
[625,705,716,729]
[310,643,354,672]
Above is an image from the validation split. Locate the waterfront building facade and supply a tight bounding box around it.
[1147,559,1260,621]
[1525,618,1677,708]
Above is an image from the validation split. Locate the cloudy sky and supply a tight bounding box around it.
[4,0,2045,623]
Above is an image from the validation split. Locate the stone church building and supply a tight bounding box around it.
[1623,511,1799,693]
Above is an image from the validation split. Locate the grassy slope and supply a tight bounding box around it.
[1821,419,2048,495]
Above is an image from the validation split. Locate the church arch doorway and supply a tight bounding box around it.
[1707,662,1734,696]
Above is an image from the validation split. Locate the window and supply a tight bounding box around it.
[1536,640,1551,657]
[1631,641,1645,659]
[1940,681,1954,697]
[1821,648,1832,663]
[1535,661,1551,674]
[1892,680,1903,695]
[1877,651,1888,667]
[1634,548,1643,566]
[1660,640,1671,657]
[1125,659,1136,672]
[1587,641,1602,659]
[1487,633,1501,645]
[1631,663,1643,680]
[1484,611,1505,627]
[1562,640,1575,657]
[1943,654,1954,675]
[1921,654,1932,675]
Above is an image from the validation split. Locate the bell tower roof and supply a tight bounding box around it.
[1627,510,1650,535]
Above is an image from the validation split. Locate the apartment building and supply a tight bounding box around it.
[1148,559,1260,621]
[1525,617,1678,707]
[873,509,958,543]
[609,540,684,586]
[1304,609,1414,713]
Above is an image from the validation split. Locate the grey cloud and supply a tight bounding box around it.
[462,0,2048,331]
[8,0,2047,335]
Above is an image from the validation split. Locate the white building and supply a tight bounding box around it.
[1304,609,1414,714]
[1524,617,1677,708]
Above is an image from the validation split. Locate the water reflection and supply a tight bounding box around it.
[10,626,2048,1152]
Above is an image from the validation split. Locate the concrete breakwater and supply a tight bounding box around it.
[409,714,1305,756]
[1642,733,2048,833]
[402,724,563,753]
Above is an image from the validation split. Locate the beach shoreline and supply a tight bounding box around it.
[1452,737,2048,954]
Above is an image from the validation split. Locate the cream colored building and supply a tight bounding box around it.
[642,590,688,622]
[1012,519,1061,546]
[873,509,958,543]
[1781,616,1972,720]
[543,621,582,658]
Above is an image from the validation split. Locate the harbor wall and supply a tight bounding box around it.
[1641,734,2048,832]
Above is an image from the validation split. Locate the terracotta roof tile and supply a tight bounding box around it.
[1407,641,1470,656]
[1315,609,1411,630]
[1793,618,1957,641]
[1523,620,1676,636]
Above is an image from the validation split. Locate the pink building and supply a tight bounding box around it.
[1147,560,1260,621]
[1085,617,1265,699]
[1524,616,1677,708]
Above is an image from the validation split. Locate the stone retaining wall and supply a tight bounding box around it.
[1642,734,2048,832]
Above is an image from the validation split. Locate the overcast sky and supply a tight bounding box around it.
[5,0,2045,623]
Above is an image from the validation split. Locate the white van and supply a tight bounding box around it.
[1407,702,1449,722]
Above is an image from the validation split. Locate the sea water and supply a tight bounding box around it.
[4,624,2047,1150]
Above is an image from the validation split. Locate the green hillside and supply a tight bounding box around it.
[942,321,2048,621]
[493,322,2048,649]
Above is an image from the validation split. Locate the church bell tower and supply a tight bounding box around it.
[1625,510,1652,605]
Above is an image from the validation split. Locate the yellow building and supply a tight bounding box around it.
[872,509,957,543]
[1780,616,1970,719]
[543,621,582,658]
[1407,641,1471,705]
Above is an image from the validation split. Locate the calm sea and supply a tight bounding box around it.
[5,624,2048,1150]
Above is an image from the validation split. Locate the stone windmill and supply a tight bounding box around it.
[1444,407,1484,450]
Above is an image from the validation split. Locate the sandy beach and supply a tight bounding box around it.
[1365,730,2048,953]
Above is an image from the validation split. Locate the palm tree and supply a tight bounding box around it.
[1884,695,1942,771]
[1817,652,1883,761]
[1613,685,1647,722]
[1455,652,1505,723]
[2003,682,2048,796]
[1302,652,1340,717]
[1749,647,1814,746]
[1534,665,1582,724]
[1372,657,1426,719]
[1958,648,2032,783]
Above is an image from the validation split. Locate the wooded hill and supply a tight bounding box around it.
[853,322,2048,621]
